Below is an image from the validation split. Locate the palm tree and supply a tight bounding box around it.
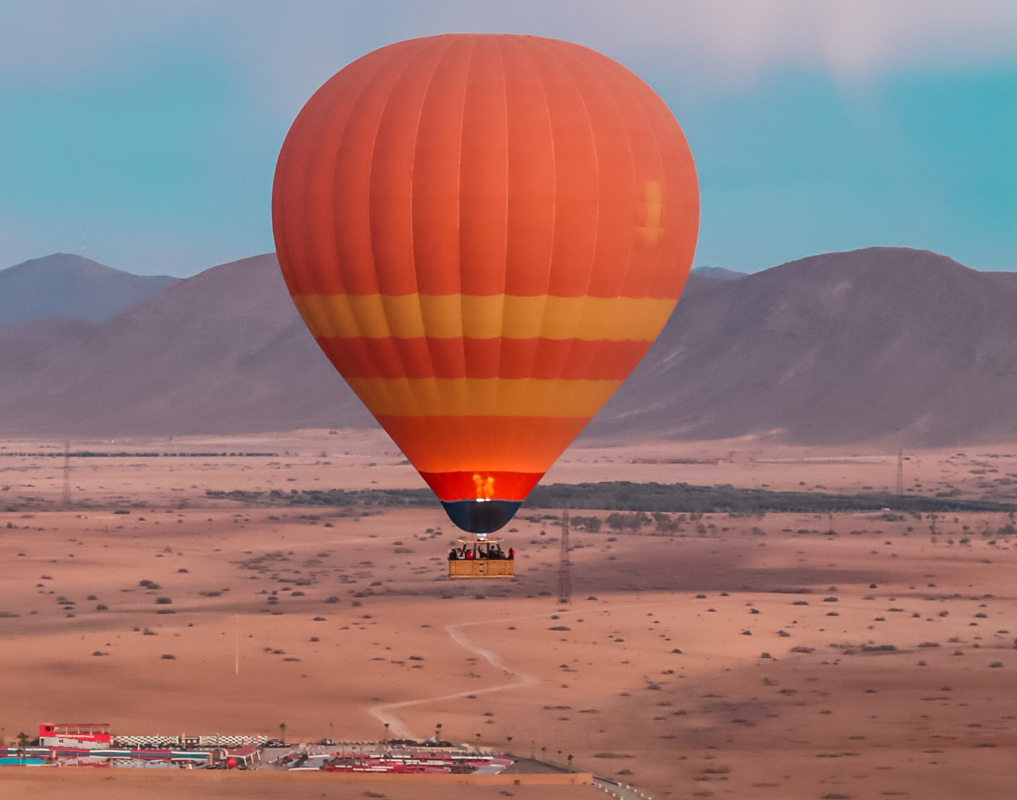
[279,723,286,744]
[384,722,390,742]
[435,722,442,739]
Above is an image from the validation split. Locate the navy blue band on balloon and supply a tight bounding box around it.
[441,499,522,533]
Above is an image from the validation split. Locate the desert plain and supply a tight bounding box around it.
[1,430,1014,799]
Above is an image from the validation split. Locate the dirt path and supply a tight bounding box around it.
[368,613,543,739]
[368,602,651,739]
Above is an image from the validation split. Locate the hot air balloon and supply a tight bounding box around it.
[272,34,699,538]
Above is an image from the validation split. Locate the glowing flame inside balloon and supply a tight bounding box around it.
[473,474,495,502]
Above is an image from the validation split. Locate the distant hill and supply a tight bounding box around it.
[0,254,177,329]
[587,247,1017,447]
[0,254,371,436]
[691,266,746,280]
[0,247,1013,447]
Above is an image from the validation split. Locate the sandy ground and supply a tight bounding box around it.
[3,429,1016,504]
[1,432,1015,799]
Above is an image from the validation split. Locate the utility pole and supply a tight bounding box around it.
[896,449,904,497]
[62,441,72,508]
[557,509,571,607]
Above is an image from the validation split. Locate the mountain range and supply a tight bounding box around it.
[589,248,1017,446]
[0,254,177,329]
[0,247,1013,447]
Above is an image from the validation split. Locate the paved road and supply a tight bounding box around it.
[592,776,654,800]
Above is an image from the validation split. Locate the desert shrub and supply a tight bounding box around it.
[653,512,682,533]
[605,511,650,531]
[155,597,172,604]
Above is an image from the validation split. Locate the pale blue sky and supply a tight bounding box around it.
[1,0,1014,276]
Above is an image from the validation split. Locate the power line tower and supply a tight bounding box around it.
[62,441,72,508]
[557,508,571,607]
[896,449,904,497]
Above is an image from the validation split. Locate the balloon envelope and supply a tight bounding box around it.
[273,34,699,532]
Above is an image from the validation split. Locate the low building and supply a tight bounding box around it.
[38,723,111,749]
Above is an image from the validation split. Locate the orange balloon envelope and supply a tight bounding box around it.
[272,34,699,533]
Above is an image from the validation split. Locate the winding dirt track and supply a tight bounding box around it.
[368,603,649,740]
[368,614,542,739]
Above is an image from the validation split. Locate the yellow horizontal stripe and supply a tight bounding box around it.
[293,294,676,342]
[345,377,623,418]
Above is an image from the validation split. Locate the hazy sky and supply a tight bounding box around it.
[1,0,1014,276]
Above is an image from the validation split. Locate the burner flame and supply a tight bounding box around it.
[472,473,495,501]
